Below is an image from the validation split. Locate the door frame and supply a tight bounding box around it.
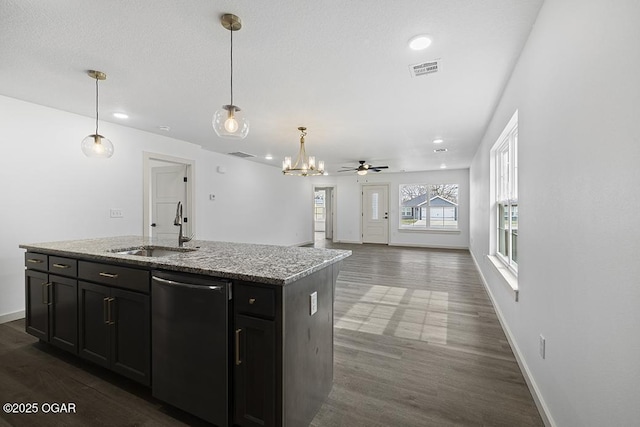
[312,185,337,243]
[360,183,390,244]
[143,152,195,238]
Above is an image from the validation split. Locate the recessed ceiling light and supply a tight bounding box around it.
[158,126,171,132]
[113,112,129,119]
[434,148,448,153]
[440,164,447,169]
[432,138,444,144]
[265,155,273,160]
[323,171,329,176]
[409,35,432,51]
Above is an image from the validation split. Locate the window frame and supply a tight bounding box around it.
[494,113,518,273]
[398,184,459,231]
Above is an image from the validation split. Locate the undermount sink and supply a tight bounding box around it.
[109,246,197,257]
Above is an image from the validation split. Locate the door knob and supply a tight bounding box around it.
[151,223,157,227]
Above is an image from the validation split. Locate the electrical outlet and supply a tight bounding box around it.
[109,208,123,218]
[539,335,546,359]
[310,291,318,316]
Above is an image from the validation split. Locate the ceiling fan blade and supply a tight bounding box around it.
[370,165,389,169]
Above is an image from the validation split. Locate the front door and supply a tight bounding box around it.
[151,165,187,240]
[362,185,389,244]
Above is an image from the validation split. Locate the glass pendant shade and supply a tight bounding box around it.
[213,105,249,139]
[81,70,113,158]
[81,134,114,158]
[213,14,249,140]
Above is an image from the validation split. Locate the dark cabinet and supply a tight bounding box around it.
[24,253,78,354]
[234,314,276,427]
[234,282,278,427]
[78,281,150,386]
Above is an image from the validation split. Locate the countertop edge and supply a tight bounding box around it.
[20,240,351,286]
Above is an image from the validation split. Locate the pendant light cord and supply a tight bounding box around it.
[95,76,99,135]
[230,24,234,106]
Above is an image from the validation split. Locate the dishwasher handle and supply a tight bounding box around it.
[152,275,224,291]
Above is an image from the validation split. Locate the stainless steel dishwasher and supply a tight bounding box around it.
[151,270,231,426]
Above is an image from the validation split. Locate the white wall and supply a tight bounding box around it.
[469,1,640,426]
[314,168,469,249]
[0,95,312,318]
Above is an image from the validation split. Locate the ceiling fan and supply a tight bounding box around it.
[338,160,389,175]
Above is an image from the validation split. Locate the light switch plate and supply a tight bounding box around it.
[110,208,123,218]
[310,291,318,316]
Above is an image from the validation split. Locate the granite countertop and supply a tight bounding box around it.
[19,236,351,286]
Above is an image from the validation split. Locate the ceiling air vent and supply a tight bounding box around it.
[228,151,255,158]
[409,59,441,78]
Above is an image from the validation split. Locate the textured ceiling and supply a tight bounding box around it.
[0,0,543,173]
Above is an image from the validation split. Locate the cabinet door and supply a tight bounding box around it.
[25,270,49,341]
[78,281,110,368]
[234,314,276,427]
[49,275,78,353]
[110,287,150,386]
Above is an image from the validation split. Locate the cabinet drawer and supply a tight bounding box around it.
[78,261,150,293]
[49,256,78,277]
[25,252,47,271]
[235,283,276,319]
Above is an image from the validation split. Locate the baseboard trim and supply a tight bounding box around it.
[388,242,468,251]
[470,251,555,427]
[0,310,25,325]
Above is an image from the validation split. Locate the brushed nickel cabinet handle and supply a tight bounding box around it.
[235,328,242,366]
[46,283,52,306]
[52,263,70,269]
[42,282,51,305]
[99,272,118,279]
[27,259,43,264]
[249,298,256,305]
[103,298,110,324]
[107,298,116,325]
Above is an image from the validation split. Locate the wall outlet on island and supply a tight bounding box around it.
[110,208,123,218]
[310,291,318,316]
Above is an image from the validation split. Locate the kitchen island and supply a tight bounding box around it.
[20,236,351,427]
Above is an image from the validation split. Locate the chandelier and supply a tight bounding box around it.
[282,127,325,176]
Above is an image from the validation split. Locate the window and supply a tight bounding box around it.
[399,184,459,230]
[314,191,325,221]
[494,112,518,272]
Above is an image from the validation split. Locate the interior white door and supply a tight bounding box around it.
[151,165,187,240]
[362,185,389,244]
[325,188,333,240]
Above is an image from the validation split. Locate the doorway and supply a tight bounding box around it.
[361,184,389,244]
[143,152,195,240]
[313,186,335,246]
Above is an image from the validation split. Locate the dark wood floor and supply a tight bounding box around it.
[0,241,543,427]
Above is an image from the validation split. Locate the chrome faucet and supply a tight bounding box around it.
[173,201,192,247]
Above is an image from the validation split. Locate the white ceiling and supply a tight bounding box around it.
[0,0,543,173]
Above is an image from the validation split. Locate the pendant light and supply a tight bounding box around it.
[81,70,114,158]
[282,127,325,176]
[213,14,249,139]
